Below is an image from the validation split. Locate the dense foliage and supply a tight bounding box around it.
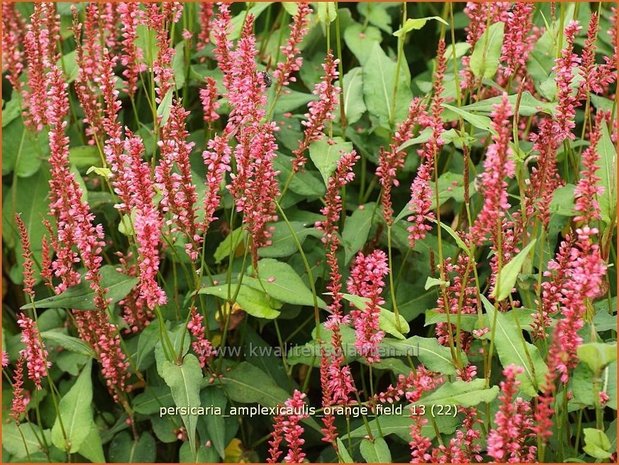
[1,2,617,463]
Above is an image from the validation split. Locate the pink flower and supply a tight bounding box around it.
[118,2,145,97]
[487,365,537,463]
[17,314,50,389]
[2,351,8,368]
[268,390,308,464]
[22,3,59,131]
[553,21,582,141]
[14,214,36,298]
[273,3,312,87]
[574,113,607,224]
[347,250,388,363]
[316,151,360,319]
[123,135,167,308]
[470,93,514,244]
[535,226,606,446]
[407,40,446,248]
[377,98,426,225]
[200,77,220,123]
[10,357,29,423]
[197,3,214,50]
[293,51,340,171]
[187,308,215,368]
[499,3,535,80]
[2,3,25,93]
[212,4,233,89]
[146,3,182,102]
[202,134,231,231]
[157,102,200,259]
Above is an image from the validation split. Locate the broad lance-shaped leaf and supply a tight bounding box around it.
[21,265,138,311]
[419,379,499,407]
[199,284,281,319]
[469,22,504,80]
[342,203,375,264]
[341,293,409,339]
[2,422,52,459]
[360,437,392,463]
[201,387,228,459]
[52,360,94,453]
[244,258,327,309]
[309,136,353,185]
[363,42,413,130]
[161,354,203,460]
[221,362,322,432]
[491,239,537,302]
[383,336,467,375]
[483,297,547,396]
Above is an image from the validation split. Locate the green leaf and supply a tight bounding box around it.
[424,276,449,290]
[491,239,537,301]
[347,414,458,442]
[309,136,353,185]
[2,167,50,283]
[199,284,281,319]
[442,103,493,132]
[172,42,186,90]
[583,428,612,459]
[483,297,547,396]
[157,90,174,126]
[336,438,354,463]
[383,336,465,375]
[41,330,95,357]
[316,2,337,25]
[469,22,504,80]
[2,422,51,459]
[273,90,315,114]
[161,354,203,460]
[21,265,138,311]
[109,431,157,463]
[578,343,617,374]
[58,50,78,83]
[244,258,327,309]
[596,121,616,224]
[133,386,174,415]
[51,361,94,453]
[358,3,395,33]
[69,146,102,168]
[341,293,409,339]
[136,24,158,67]
[221,361,290,407]
[343,23,382,65]
[341,67,366,125]
[200,387,227,458]
[77,424,105,463]
[393,16,448,37]
[420,379,499,407]
[2,97,22,128]
[213,227,246,264]
[258,221,322,258]
[425,310,478,332]
[363,42,412,129]
[342,203,375,264]
[462,92,555,116]
[360,437,392,463]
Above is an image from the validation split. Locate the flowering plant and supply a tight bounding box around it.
[1,2,617,463]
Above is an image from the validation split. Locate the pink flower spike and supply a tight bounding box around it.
[347,250,389,363]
